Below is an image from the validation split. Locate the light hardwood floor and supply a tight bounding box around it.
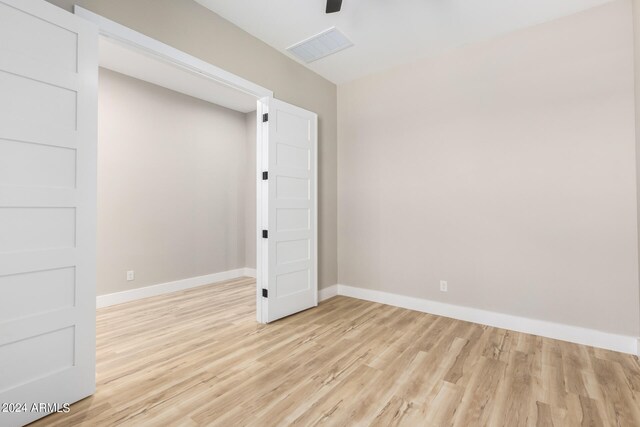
[31,277,640,426]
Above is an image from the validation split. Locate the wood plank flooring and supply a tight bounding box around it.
[31,277,640,426]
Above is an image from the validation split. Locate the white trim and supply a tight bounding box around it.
[336,284,639,355]
[97,269,253,308]
[243,268,257,278]
[319,285,338,302]
[73,6,273,100]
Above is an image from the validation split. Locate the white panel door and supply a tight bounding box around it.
[0,1,97,425]
[257,98,317,323]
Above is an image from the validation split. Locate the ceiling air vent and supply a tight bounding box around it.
[286,27,353,63]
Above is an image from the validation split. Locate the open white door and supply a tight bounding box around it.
[257,98,317,323]
[0,1,97,425]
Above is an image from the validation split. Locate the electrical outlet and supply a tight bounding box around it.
[440,280,448,292]
[126,270,135,281]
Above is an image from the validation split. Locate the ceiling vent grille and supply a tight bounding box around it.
[286,27,353,63]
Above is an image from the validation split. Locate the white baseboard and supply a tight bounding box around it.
[97,268,254,308]
[243,268,257,278]
[336,284,639,355]
[98,276,638,355]
[318,284,338,302]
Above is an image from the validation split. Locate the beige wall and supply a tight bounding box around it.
[632,0,640,338]
[98,69,251,295]
[245,112,257,268]
[338,0,640,336]
[46,0,338,289]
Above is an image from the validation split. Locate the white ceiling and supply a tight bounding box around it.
[195,0,613,84]
[99,37,258,113]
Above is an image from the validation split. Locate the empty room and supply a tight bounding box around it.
[1,0,640,426]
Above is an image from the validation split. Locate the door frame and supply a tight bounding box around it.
[74,7,272,100]
[74,6,274,323]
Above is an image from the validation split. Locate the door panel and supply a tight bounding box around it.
[0,267,76,322]
[258,98,317,323]
[0,1,97,425]
[0,139,77,188]
[0,2,78,73]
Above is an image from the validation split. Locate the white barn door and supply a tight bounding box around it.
[0,1,97,425]
[257,98,317,323]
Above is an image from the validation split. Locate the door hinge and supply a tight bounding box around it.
[262,171,268,180]
[262,113,268,122]
[262,230,268,238]
[262,288,268,298]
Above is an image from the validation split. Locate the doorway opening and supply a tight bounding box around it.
[76,6,319,325]
[76,6,270,320]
